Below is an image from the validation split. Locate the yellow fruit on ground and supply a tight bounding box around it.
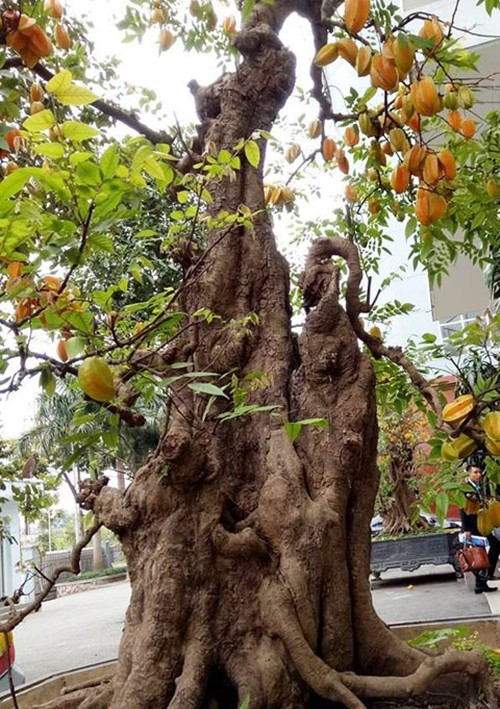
[442,394,475,424]
[483,411,500,440]
[78,357,115,402]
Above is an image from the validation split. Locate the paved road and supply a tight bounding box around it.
[14,582,131,684]
[12,567,500,685]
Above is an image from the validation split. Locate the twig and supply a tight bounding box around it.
[0,522,101,633]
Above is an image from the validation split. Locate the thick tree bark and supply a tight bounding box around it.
[35,2,496,708]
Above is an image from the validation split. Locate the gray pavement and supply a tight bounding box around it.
[12,566,500,685]
[371,564,495,624]
[14,582,131,684]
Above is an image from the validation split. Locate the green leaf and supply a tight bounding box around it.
[218,404,281,422]
[284,421,302,443]
[244,140,260,168]
[52,83,98,106]
[75,161,101,185]
[65,337,86,359]
[142,156,166,181]
[84,510,95,529]
[23,109,56,133]
[238,698,250,709]
[40,368,56,397]
[188,382,229,398]
[46,69,73,94]
[435,491,449,524]
[0,169,31,200]
[62,121,100,142]
[33,142,65,159]
[99,144,120,179]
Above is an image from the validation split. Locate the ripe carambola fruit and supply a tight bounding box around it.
[486,437,500,456]
[411,76,440,116]
[78,357,115,402]
[391,164,410,193]
[343,125,359,147]
[314,43,339,67]
[441,440,459,462]
[322,137,336,161]
[442,394,474,424]
[392,34,415,75]
[344,0,370,35]
[477,508,493,537]
[415,188,447,225]
[370,53,398,92]
[483,411,500,440]
[488,500,500,528]
[441,433,477,461]
[437,149,456,180]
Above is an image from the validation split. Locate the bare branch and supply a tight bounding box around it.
[0,522,101,633]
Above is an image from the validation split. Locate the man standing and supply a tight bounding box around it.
[460,464,500,594]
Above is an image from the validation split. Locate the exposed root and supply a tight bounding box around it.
[261,578,497,709]
[61,678,113,695]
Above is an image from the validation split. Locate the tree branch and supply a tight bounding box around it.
[302,236,443,417]
[3,57,173,146]
[0,522,102,633]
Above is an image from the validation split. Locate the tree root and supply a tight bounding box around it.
[261,578,498,709]
[30,679,113,709]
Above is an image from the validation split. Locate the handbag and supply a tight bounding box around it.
[458,544,490,573]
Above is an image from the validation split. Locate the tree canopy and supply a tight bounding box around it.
[0,0,499,707]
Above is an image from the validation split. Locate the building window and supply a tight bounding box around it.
[437,311,484,343]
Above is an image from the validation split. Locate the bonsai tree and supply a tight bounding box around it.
[0,1,499,708]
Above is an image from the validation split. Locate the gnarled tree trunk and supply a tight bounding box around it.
[38,2,495,708]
